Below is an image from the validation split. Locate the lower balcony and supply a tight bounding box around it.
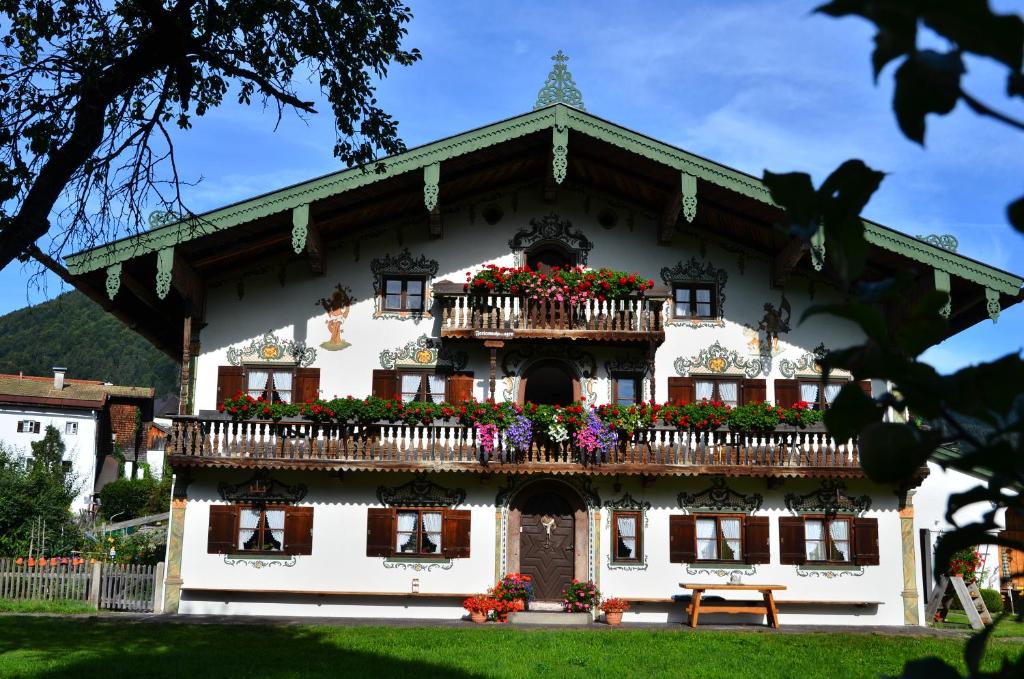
[166,416,866,478]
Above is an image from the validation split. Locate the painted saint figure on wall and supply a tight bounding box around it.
[317,285,355,351]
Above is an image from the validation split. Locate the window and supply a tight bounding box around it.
[398,371,447,403]
[238,507,286,552]
[526,246,576,274]
[612,511,642,562]
[612,374,641,406]
[383,276,425,312]
[696,515,743,561]
[673,284,716,319]
[804,517,851,563]
[16,420,40,434]
[798,380,844,410]
[694,378,740,407]
[395,509,444,555]
[245,368,294,403]
[65,422,78,435]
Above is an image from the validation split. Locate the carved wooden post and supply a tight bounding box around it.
[484,340,504,402]
[178,316,192,415]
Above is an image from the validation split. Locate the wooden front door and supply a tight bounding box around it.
[519,493,576,601]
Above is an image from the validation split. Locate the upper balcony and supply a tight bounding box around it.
[434,282,666,343]
[165,415,865,479]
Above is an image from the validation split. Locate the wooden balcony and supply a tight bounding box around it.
[165,416,866,479]
[434,283,665,343]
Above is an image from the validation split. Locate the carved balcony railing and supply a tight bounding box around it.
[433,284,665,342]
[166,416,864,478]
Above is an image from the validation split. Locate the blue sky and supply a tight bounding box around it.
[2,0,1021,374]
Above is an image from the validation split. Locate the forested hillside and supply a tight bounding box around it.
[0,291,178,396]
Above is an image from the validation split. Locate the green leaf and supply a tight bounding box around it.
[824,382,884,441]
[922,0,1024,72]
[1008,194,1024,233]
[893,290,950,357]
[818,160,884,281]
[963,621,996,677]
[893,50,965,144]
[763,170,819,239]
[815,0,918,79]
[857,421,935,483]
[944,353,1024,422]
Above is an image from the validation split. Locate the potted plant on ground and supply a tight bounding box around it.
[562,579,602,613]
[463,595,494,624]
[488,573,534,621]
[600,598,631,626]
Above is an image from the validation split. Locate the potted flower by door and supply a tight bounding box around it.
[562,580,602,613]
[463,595,494,624]
[488,573,534,621]
[600,598,631,626]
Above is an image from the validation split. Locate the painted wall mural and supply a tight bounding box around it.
[316,284,356,351]
[673,341,767,378]
[226,332,316,367]
[379,334,468,371]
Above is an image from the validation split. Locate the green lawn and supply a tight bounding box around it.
[933,611,1024,638]
[0,599,94,614]
[0,618,1021,678]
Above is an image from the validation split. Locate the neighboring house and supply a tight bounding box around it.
[60,57,1023,625]
[0,368,155,511]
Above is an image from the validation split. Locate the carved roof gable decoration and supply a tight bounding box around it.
[604,492,651,513]
[379,334,468,371]
[785,479,872,517]
[779,343,852,379]
[534,50,585,111]
[661,257,728,328]
[370,249,440,322]
[377,474,466,507]
[227,331,316,367]
[916,234,959,252]
[674,341,767,379]
[218,470,307,504]
[678,476,763,512]
[509,214,593,266]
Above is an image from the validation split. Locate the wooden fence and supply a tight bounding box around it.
[0,558,164,612]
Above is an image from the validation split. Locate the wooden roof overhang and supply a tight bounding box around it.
[61,104,1023,359]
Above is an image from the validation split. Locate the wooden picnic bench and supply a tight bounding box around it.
[680,582,786,628]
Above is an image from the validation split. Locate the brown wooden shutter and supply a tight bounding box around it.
[858,379,873,398]
[744,515,770,564]
[442,509,472,558]
[293,368,321,403]
[446,373,475,404]
[207,505,237,554]
[371,369,398,400]
[853,517,880,565]
[284,506,314,555]
[216,366,245,404]
[366,507,395,557]
[773,379,800,408]
[740,379,767,405]
[669,514,696,563]
[778,516,806,565]
[667,377,695,405]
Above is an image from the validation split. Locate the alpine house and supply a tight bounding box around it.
[60,52,1024,624]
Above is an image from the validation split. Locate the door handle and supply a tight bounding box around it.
[565,545,574,551]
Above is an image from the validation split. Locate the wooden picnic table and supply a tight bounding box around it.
[679,582,787,629]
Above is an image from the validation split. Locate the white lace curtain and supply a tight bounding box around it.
[616,515,637,559]
[720,518,741,560]
[829,520,850,561]
[396,511,418,551]
[273,371,293,402]
[401,375,422,402]
[421,512,443,554]
[696,518,718,560]
[717,381,738,406]
[804,519,825,561]
[695,381,714,400]
[800,383,819,404]
[428,375,447,403]
[238,508,261,549]
[824,382,842,405]
[247,370,269,399]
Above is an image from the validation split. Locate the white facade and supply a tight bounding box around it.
[0,404,99,511]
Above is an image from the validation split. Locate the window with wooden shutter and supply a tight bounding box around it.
[853,517,880,565]
[744,516,770,564]
[366,507,395,557]
[778,516,806,565]
[442,509,472,558]
[773,379,800,408]
[669,514,696,563]
[371,369,398,400]
[739,379,766,405]
[858,380,873,398]
[216,366,245,405]
[667,377,695,405]
[446,373,475,404]
[284,506,315,555]
[293,368,321,404]
[207,505,238,554]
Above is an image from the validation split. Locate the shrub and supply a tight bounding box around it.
[980,588,1004,614]
[98,477,157,521]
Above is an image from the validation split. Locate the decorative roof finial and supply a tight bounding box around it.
[534,50,585,111]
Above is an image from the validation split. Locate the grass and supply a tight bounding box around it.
[0,599,95,614]
[0,618,1021,678]
[933,611,1024,638]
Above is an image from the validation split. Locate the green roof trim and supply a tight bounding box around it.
[63,105,1024,299]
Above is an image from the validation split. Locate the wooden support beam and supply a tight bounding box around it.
[122,269,167,315]
[484,340,504,402]
[772,237,808,289]
[429,206,443,239]
[173,252,206,319]
[305,219,326,275]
